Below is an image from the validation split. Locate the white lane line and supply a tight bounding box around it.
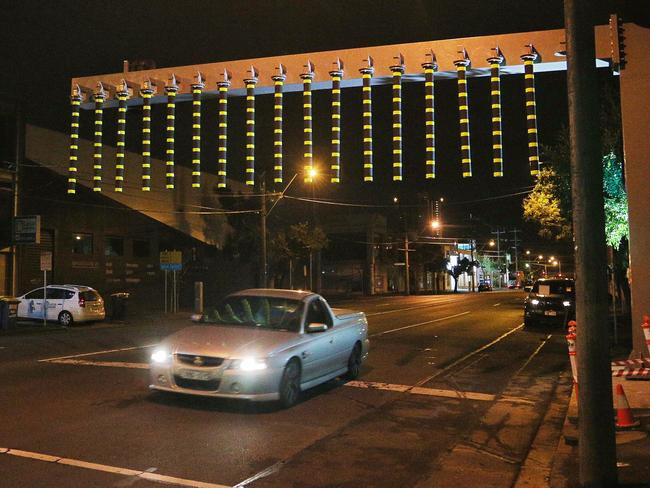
[415,323,525,387]
[48,359,149,369]
[370,311,471,337]
[233,460,284,487]
[345,380,495,401]
[39,344,156,363]
[366,298,458,317]
[493,303,501,307]
[513,334,552,377]
[0,448,229,488]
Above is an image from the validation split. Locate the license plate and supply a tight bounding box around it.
[544,310,557,316]
[176,369,216,381]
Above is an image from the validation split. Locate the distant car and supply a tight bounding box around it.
[16,285,105,326]
[524,278,575,327]
[149,289,369,408]
[478,283,492,292]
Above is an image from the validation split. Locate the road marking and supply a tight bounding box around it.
[0,448,229,488]
[233,460,284,487]
[370,311,471,337]
[493,303,501,307]
[345,380,495,401]
[415,323,525,386]
[47,359,150,369]
[39,344,156,363]
[514,334,552,376]
[366,298,458,317]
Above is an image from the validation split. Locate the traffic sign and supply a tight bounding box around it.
[13,216,41,244]
[160,250,182,271]
[40,251,52,271]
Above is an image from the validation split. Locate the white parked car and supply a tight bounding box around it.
[150,289,369,408]
[16,285,105,326]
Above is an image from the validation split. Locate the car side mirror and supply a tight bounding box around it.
[306,322,328,333]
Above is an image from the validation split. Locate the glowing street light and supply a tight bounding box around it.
[538,254,543,260]
[308,167,318,180]
[526,250,531,255]
[489,240,496,247]
[430,220,440,230]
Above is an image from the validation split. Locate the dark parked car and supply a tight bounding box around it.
[524,278,575,327]
[478,283,492,292]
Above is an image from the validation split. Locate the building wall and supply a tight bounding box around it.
[15,165,253,312]
[620,23,650,357]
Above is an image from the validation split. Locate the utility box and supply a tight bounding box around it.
[0,297,20,331]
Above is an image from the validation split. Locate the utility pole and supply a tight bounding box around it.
[260,178,268,288]
[404,232,410,295]
[565,1,617,485]
[512,228,520,281]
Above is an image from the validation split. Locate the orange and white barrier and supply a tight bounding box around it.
[566,330,578,385]
[642,315,650,357]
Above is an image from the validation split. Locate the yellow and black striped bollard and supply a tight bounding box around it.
[114,84,128,192]
[217,75,230,189]
[92,86,105,192]
[191,76,204,188]
[301,64,315,183]
[488,48,505,177]
[390,55,405,182]
[67,87,82,195]
[422,55,437,179]
[140,82,154,191]
[329,63,343,183]
[165,77,178,190]
[272,67,286,185]
[359,62,374,182]
[244,70,258,186]
[454,51,472,178]
[521,47,540,176]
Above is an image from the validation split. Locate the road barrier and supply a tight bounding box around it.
[566,326,578,386]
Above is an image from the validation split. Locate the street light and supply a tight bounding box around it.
[489,239,495,247]
[538,254,543,260]
[526,250,531,255]
[430,219,440,230]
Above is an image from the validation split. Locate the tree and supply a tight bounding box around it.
[436,256,477,293]
[268,222,328,287]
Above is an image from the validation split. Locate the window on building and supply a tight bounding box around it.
[133,239,150,258]
[72,233,93,255]
[105,236,124,257]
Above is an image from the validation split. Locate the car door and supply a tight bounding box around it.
[21,288,45,319]
[46,288,65,321]
[300,298,338,382]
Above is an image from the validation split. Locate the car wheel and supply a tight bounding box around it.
[345,343,362,380]
[278,360,301,408]
[58,311,73,326]
[523,316,536,328]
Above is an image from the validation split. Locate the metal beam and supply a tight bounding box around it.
[72,25,614,109]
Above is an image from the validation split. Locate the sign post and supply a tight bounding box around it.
[40,251,52,326]
[160,251,182,313]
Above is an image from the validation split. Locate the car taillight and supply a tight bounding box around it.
[79,296,85,308]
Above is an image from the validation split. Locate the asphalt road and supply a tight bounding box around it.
[0,290,571,488]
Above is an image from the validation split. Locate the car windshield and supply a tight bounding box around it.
[532,281,574,296]
[203,295,303,332]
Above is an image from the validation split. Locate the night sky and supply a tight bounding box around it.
[3,0,626,263]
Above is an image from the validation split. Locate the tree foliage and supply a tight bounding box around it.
[436,256,478,293]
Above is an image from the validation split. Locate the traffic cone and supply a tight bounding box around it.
[615,384,640,429]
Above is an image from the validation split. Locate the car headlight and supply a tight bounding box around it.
[229,357,268,371]
[530,299,540,306]
[563,300,571,307]
[151,349,171,364]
